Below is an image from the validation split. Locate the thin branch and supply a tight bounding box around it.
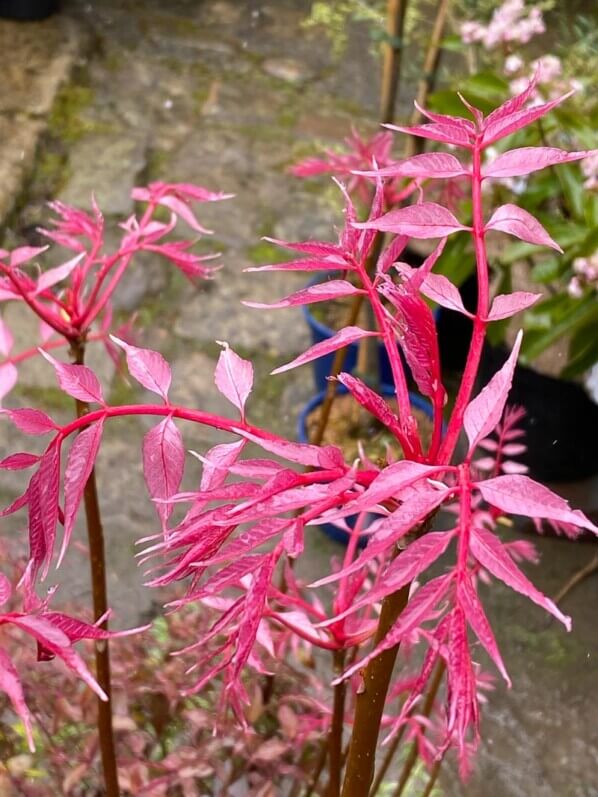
[380,0,409,124]
[553,554,598,606]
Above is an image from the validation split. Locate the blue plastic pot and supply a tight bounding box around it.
[297,384,435,546]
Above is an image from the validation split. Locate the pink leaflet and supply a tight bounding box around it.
[204,518,291,566]
[485,204,561,252]
[261,237,342,258]
[60,419,104,566]
[386,122,473,149]
[33,253,84,295]
[40,351,105,405]
[357,153,469,180]
[198,440,246,493]
[0,362,17,402]
[111,337,171,401]
[413,103,476,132]
[143,417,185,530]
[476,475,598,535]
[481,90,575,147]
[320,461,448,522]
[482,76,539,131]
[231,427,344,470]
[414,271,471,316]
[336,372,403,440]
[243,280,364,310]
[9,246,49,268]
[42,612,150,642]
[0,573,12,605]
[486,291,541,321]
[463,331,522,452]
[0,316,13,355]
[245,256,347,274]
[483,147,595,179]
[355,202,468,239]
[214,343,253,416]
[319,530,455,625]
[457,576,511,686]
[194,555,263,599]
[0,648,35,752]
[232,551,277,678]
[338,574,453,683]
[2,407,58,435]
[271,327,378,375]
[26,445,60,581]
[469,526,571,629]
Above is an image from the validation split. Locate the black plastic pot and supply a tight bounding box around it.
[0,0,58,20]
[479,344,598,483]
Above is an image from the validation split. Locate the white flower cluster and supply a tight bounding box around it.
[460,0,544,48]
[568,252,598,298]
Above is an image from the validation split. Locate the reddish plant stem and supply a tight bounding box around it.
[327,649,347,797]
[340,583,411,796]
[71,340,120,797]
[437,140,489,463]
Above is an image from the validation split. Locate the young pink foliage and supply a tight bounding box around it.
[143,416,185,530]
[485,205,562,251]
[469,526,571,628]
[476,475,598,534]
[245,256,347,274]
[2,407,58,435]
[464,331,522,452]
[458,576,511,686]
[25,445,60,582]
[484,147,596,178]
[0,647,35,751]
[243,280,364,310]
[336,372,404,441]
[40,351,105,405]
[357,152,469,179]
[271,327,378,375]
[214,343,253,417]
[111,337,171,401]
[0,362,17,402]
[486,291,541,321]
[386,122,474,149]
[0,452,40,470]
[32,253,84,295]
[481,90,575,147]
[61,419,104,566]
[355,202,469,239]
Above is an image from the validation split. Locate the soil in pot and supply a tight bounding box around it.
[305,392,433,465]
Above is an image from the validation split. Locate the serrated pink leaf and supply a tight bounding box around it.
[40,351,104,405]
[413,103,475,132]
[487,291,541,321]
[261,237,341,258]
[26,446,60,580]
[418,272,471,315]
[0,573,12,605]
[2,407,58,435]
[155,195,212,234]
[198,440,246,493]
[336,372,403,440]
[355,202,468,239]
[60,420,104,566]
[195,555,263,598]
[214,343,253,416]
[338,574,452,682]
[0,316,13,355]
[458,576,510,686]
[470,526,571,628]
[41,612,150,642]
[357,153,469,180]
[319,531,454,624]
[0,648,35,751]
[243,280,363,309]
[245,256,347,274]
[482,77,539,131]
[271,327,378,375]
[206,519,290,566]
[233,551,277,677]
[33,253,83,295]
[111,337,171,401]
[0,452,40,470]
[485,205,562,251]
[232,427,344,470]
[482,90,575,147]
[143,417,185,530]
[386,122,473,148]
[484,147,595,179]
[464,332,522,451]
[0,362,17,401]
[476,475,598,534]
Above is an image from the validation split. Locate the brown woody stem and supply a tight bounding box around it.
[327,649,348,796]
[420,757,443,797]
[340,583,411,796]
[71,340,120,797]
[380,0,409,124]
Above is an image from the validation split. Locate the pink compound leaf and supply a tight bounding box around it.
[40,351,105,406]
[214,343,253,416]
[143,416,185,530]
[483,147,596,179]
[25,444,60,582]
[385,122,474,149]
[271,327,378,375]
[485,205,562,251]
[481,90,576,148]
[486,292,541,321]
[476,475,598,534]
[41,612,151,643]
[355,202,469,239]
[33,253,84,295]
[412,102,475,132]
[464,331,522,452]
[245,256,348,274]
[336,372,404,441]
[232,550,277,679]
[60,419,104,566]
[111,336,171,402]
[469,526,571,629]
[243,280,364,310]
